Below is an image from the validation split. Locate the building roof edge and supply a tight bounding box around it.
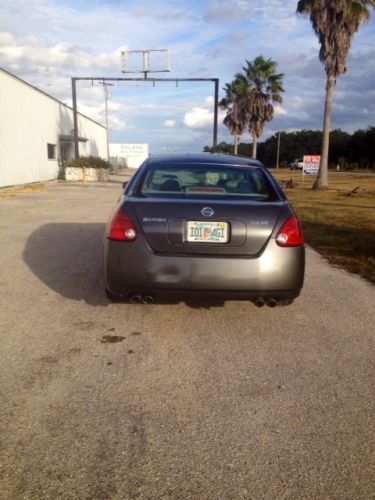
[0,67,106,130]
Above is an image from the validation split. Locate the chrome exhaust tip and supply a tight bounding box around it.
[254,299,265,307]
[267,299,277,308]
[129,294,142,304]
[142,295,154,304]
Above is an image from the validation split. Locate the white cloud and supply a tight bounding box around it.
[274,106,287,116]
[108,102,121,112]
[204,0,251,22]
[108,116,132,131]
[0,35,127,76]
[184,107,214,129]
[0,32,16,45]
[164,119,176,127]
[141,103,157,109]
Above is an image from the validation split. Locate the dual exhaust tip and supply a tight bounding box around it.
[254,298,278,308]
[129,295,280,307]
[129,294,154,304]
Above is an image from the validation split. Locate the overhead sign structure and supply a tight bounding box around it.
[303,155,320,175]
[120,49,172,77]
[71,77,219,159]
[71,49,219,160]
[110,143,149,169]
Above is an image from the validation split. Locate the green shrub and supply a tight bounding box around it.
[66,156,110,170]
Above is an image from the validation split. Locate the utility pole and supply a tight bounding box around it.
[72,78,79,159]
[99,82,114,161]
[276,131,281,169]
[213,79,219,151]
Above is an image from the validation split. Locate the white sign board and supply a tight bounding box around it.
[303,155,320,175]
[109,143,149,169]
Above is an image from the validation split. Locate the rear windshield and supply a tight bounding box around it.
[138,164,277,201]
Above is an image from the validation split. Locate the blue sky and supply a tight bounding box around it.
[1,0,375,153]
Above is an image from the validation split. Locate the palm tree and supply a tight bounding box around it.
[219,81,246,155]
[236,56,284,158]
[297,0,375,189]
[222,112,242,155]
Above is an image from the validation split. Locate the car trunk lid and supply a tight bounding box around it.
[127,197,285,256]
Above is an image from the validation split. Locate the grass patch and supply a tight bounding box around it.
[0,183,46,201]
[272,171,375,283]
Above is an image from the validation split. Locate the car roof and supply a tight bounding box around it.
[145,153,263,168]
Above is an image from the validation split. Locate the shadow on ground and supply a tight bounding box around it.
[23,223,226,308]
[23,223,108,306]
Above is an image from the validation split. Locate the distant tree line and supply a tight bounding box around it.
[204,127,375,169]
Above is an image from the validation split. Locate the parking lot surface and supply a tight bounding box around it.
[0,175,374,499]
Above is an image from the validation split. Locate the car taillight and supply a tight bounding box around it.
[276,216,304,247]
[107,209,137,241]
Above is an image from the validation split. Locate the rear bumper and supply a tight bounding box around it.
[104,236,305,299]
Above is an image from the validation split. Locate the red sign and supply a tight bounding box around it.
[303,155,320,175]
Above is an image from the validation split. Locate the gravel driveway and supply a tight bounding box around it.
[0,176,374,499]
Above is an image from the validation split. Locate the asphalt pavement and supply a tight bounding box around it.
[0,173,374,499]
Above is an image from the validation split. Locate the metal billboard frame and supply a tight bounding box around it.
[120,49,172,78]
[71,77,220,159]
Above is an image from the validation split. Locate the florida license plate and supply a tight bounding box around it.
[186,221,229,243]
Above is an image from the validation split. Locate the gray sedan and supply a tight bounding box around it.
[104,153,305,306]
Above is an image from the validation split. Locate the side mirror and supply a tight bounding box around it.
[122,181,128,190]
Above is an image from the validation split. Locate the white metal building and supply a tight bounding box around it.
[0,68,107,188]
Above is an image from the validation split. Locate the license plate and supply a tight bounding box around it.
[186,221,229,243]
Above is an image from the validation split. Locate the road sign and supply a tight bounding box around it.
[110,143,149,169]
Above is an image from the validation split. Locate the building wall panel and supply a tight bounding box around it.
[0,69,107,187]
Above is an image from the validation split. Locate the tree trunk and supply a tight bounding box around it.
[252,135,258,158]
[234,135,238,155]
[315,74,335,190]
